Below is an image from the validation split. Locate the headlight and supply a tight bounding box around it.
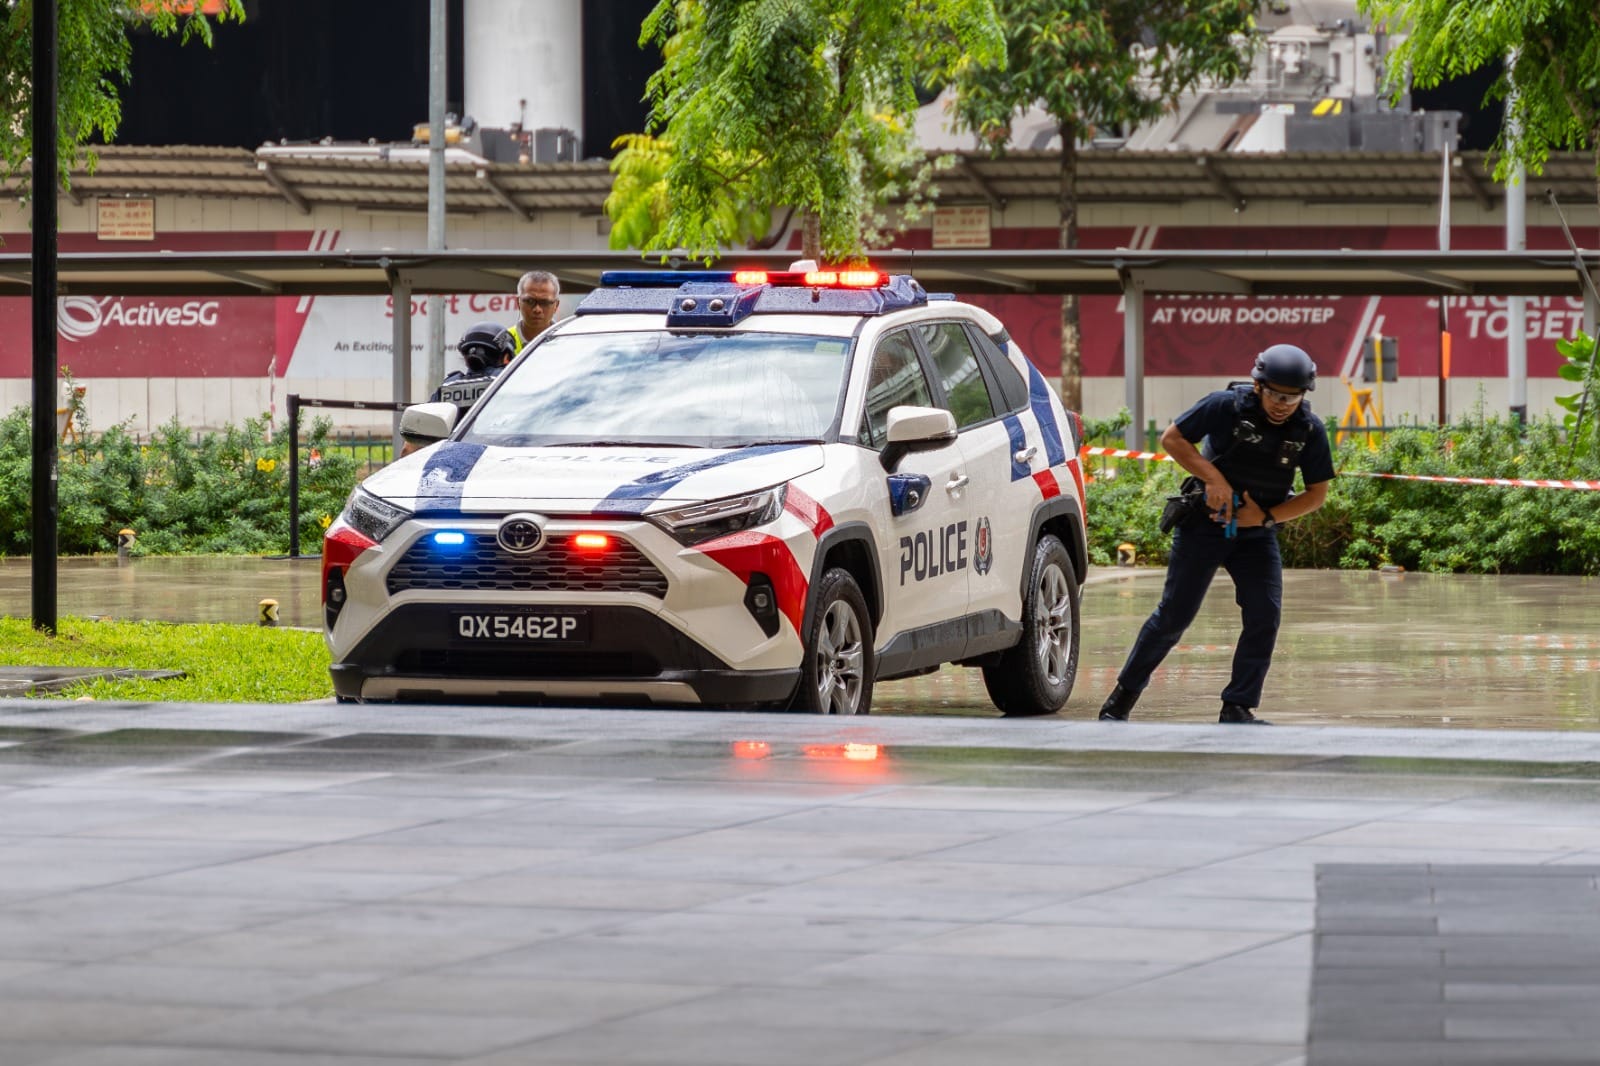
[655,486,786,546]
[341,487,413,544]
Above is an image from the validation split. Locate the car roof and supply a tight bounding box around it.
[555,270,1004,340]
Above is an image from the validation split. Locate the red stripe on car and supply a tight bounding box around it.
[696,531,809,634]
[783,485,835,538]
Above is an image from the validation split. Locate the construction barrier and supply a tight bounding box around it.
[286,394,411,559]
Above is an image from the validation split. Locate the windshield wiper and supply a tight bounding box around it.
[558,440,697,448]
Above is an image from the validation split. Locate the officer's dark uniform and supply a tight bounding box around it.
[1101,347,1336,724]
[430,322,516,415]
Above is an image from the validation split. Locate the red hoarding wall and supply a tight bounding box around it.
[0,225,1584,380]
[0,231,318,379]
[921,225,1584,381]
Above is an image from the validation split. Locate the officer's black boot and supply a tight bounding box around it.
[1098,684,1138,722]
[1219,702,1271,725]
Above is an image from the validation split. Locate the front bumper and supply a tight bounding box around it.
[330,602,799,706]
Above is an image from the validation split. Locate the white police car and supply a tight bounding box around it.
[323,267,1088,715]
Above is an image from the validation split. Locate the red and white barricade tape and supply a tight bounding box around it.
[1079,447,1600,491]
[1081,446,1172,462]
[1341,471,1600,491]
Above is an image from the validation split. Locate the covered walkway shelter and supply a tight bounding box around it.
[3,245,1597,449]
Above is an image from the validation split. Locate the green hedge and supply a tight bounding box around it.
[0,409,361,556]
[6,403,1600,573]
[1084,412,1600,575]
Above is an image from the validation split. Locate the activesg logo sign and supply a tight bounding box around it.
[58,296,223,341]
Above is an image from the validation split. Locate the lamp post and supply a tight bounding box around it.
[31,0,59,634]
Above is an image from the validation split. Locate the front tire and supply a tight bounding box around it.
[797,568,875,715]
[983,533,1079,717]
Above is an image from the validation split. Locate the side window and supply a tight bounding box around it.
[858,330,935,449]
[915,322,998,429]
[967,325,1030,413]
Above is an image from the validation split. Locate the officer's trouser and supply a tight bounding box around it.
[1116,521,1283,708]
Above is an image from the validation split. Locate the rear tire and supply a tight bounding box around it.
[796,568,875,715]
[983,534,1079,717]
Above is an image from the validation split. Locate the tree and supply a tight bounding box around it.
[604,0,1004,263]
[946,0,1257,411]
[2,0,244,198]
[1358,0,1600,212]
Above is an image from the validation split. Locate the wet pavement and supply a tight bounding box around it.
[4,704,1600,1065]
[2,557,1597,730]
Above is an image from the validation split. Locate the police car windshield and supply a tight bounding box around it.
[461,330,850,447]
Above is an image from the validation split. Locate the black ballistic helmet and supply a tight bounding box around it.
[1252,343,1317,391]
[456,321,516,372]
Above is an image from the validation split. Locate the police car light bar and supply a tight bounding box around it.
[599,270,743,287]
[599,269,887,289]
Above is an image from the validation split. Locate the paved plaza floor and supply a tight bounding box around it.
[4,703,1600,1065]
[5,556,1599,729]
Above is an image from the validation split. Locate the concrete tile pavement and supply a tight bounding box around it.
[1,703,1599,1064]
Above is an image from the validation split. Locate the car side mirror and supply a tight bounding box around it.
[880,405,957,472]
[399,402,459,448]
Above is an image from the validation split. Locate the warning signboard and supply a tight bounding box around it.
[932,205,992,249]
[96,198,155,241]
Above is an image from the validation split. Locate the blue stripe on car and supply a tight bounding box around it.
[597,444,806,514]
[415,441,487,512]
[1003,414,1030,481]
[1025,360,1067,466]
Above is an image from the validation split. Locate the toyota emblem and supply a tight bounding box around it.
[496,513,546,555]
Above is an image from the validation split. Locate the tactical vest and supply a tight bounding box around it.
[1204,383,1315,509]
[434,367,501,414]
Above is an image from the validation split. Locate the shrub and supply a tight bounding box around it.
[0,408,361,557]
[1087,408,1600,575]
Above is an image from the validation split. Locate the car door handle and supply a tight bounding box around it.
[946,473,970,492]
[1013,446,1037,464]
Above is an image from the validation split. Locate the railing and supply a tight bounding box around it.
[286,394,410,560]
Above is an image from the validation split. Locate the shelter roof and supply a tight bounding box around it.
[2,246,1596,300]
[14,144,1596,218]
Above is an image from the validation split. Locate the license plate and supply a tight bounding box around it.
[450,610,590,644]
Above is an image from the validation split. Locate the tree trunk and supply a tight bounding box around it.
[801,212,822,263]
[1057,122,1083,413]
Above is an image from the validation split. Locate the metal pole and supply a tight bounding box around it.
[1505,50,1527,423]
[1438,143,1450,425]
[31,0,59,634]
[1122,276,1146,452]
[288,394,301,559]
[392,280,412,459]
[426,0,447,391]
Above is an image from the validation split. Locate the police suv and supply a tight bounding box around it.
[323,267,1088,715]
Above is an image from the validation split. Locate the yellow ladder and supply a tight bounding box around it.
[1336,379,1383,449]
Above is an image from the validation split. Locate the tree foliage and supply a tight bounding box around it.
[1359,0,1600,199]
[605,0,1004,262]
[1,0,244,197]
[945,0,1256,410]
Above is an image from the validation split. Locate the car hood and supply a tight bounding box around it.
[362,441,827,514]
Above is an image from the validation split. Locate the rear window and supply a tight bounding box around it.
[967,325,1030,413]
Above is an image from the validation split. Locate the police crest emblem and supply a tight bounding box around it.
[973,516,993,576]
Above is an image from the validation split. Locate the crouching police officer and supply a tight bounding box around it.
[1098,344,1336,725]
[431,321,516,413]
[400,322,517,458]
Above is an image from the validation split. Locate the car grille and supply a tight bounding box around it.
[394,648,660,678]
[386,533,669,598]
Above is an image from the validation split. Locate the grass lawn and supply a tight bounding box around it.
[0,617,332,702]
